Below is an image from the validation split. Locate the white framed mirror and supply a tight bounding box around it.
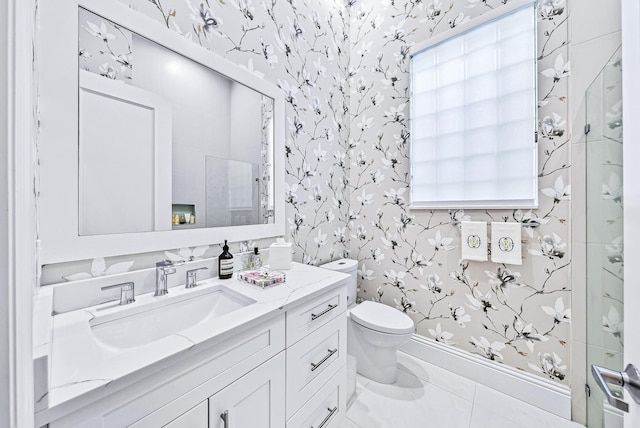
[38,0,285,264]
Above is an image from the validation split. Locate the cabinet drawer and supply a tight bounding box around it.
[287,367,347,428]
[286,314,346,418]
[286,287,347,346]
[163,401,207,428]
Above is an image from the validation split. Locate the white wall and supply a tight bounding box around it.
[0,0,11,423]
[133,33,265,228]
[133,34,262,228]
[1,0,36,426]
[134,34,233,228]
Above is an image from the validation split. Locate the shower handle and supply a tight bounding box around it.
[591,363,640,412]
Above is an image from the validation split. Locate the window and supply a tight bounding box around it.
[409,0,537,209]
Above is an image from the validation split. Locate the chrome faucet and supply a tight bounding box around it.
[186,267,208,289]
[101,282,135,305]
[155,260,184,296]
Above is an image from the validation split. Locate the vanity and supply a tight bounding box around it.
[35,263,349,428]
[32,0,349,425]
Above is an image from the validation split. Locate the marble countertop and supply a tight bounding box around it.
[35,262,349,425]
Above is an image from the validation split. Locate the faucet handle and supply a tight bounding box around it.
[186,267,208,289]
[157,259,185,267]
[101,282,135,305]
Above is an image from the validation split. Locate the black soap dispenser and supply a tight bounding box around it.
[218,240,234,279]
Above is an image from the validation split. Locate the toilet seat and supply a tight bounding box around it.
[350,301,414,335]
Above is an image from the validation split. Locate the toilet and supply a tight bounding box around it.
[322,259,415,388]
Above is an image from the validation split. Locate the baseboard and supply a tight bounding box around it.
[604,404,624,428]
[400,335,572,420]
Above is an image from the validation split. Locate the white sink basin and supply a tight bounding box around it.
[90,285,256,350]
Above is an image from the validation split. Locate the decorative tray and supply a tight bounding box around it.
[237,269,286,288]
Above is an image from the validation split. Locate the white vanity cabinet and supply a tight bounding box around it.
[139,287,347,428]
[41,274,348,428]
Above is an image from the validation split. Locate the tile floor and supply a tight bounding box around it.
[340,352,584,428]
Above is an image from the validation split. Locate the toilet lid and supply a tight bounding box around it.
[322,258,358,273]
[350,301,414,335]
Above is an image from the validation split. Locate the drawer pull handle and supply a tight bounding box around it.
[311,303,338,321]
[220,410,229,428]
[311,348,338,372]
[312,406,338,428]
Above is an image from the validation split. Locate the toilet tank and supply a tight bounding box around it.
[321,259,358,307]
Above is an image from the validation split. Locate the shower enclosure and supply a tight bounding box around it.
[584,46,624,428]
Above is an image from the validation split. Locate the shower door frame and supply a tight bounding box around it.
[621,0,640,425]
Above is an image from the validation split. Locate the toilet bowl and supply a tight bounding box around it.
[348,300,414,384]
[321,259,415,386]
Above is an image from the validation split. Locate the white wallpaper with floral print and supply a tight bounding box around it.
[79,7,133,81]
[348,0,572,386]
[41,0,574,387]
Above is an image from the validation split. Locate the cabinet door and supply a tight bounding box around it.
[209,352,285,428]
[163,401,208,428]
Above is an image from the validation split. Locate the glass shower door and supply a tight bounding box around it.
[585,46,624,428]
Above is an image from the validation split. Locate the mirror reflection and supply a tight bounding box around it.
[78,8,274,236]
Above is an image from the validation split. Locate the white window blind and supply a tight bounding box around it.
[409,1,537,209]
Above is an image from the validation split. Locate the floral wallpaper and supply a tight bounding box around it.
[41,0,576,387]
[78,7,133,81]
[348,0,572,386]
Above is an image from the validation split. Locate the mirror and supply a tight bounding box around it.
[78,8,274,235]
[37,0,285,264]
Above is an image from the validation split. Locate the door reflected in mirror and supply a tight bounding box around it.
[78,8,274,236]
